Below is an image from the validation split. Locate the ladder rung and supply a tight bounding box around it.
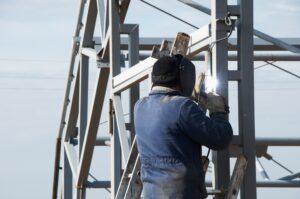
[207,189,225,195]
[86,181,111,188]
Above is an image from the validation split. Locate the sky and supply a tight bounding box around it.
[0,0,300,198]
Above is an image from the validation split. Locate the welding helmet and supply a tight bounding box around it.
[152,54,196,96]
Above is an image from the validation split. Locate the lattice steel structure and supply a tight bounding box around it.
[52,0,300,198]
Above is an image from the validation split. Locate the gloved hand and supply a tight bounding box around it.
[206,92,229,114]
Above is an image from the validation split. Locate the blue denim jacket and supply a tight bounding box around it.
[134,87,233,199]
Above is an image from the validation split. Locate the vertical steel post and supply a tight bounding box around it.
[237,0,257,198]
[79,54,89,156]
[110,0,122,198]
[128,25,140,144]
[63,150,73,199]
[78,54,89,199]
[211,0,230,197]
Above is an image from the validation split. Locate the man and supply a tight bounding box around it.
[134,55,233,199]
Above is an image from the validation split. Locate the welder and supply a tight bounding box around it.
[134,54,233,199]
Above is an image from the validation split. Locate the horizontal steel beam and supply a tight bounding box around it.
[81,47,98,59]
[95,37,300,52]
[231,136,300,146]
[253,30,300,53]
[229,38,300,51]
[205,180,300,188]
[256,180,300,188]
[137,52,300,61]
[86,181,111,188]
[255,138,300,146]
[95,137,110,146]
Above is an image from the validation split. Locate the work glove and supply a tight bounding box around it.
[206,92,229,114]
[191,73,207,112]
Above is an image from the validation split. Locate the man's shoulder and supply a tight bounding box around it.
[164,94,189,103]
[174,96,197,107]
[135,96,148,105]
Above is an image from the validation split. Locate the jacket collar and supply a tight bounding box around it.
[150,86,183,96]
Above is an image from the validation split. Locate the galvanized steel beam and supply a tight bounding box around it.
[210,1,231,197]
[237,0,257,198]
[255,138,300,146]
[256,180,300,188]
[94,37,300,51]
[95,137,111,146]
[86,181,111,188]
[109,0,122,198]
[231,137,300,146]
[138,52,300,61]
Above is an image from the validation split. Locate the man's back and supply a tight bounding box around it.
[134,86,233,199]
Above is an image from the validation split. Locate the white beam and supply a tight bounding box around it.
[81,47,97,59]
[113,57,156,93]
[76,67,110,187]
[113,95,130,164]
[64,142,78,177]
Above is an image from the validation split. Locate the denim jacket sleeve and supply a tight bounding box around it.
[178,99,233,150]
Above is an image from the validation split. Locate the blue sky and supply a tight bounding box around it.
[0,0,300,198]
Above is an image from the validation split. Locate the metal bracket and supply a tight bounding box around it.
[215,12,235,32]
[73,36,81,54]
[109,98,114,135]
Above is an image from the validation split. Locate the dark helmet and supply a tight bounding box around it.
[152,54,196,96]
